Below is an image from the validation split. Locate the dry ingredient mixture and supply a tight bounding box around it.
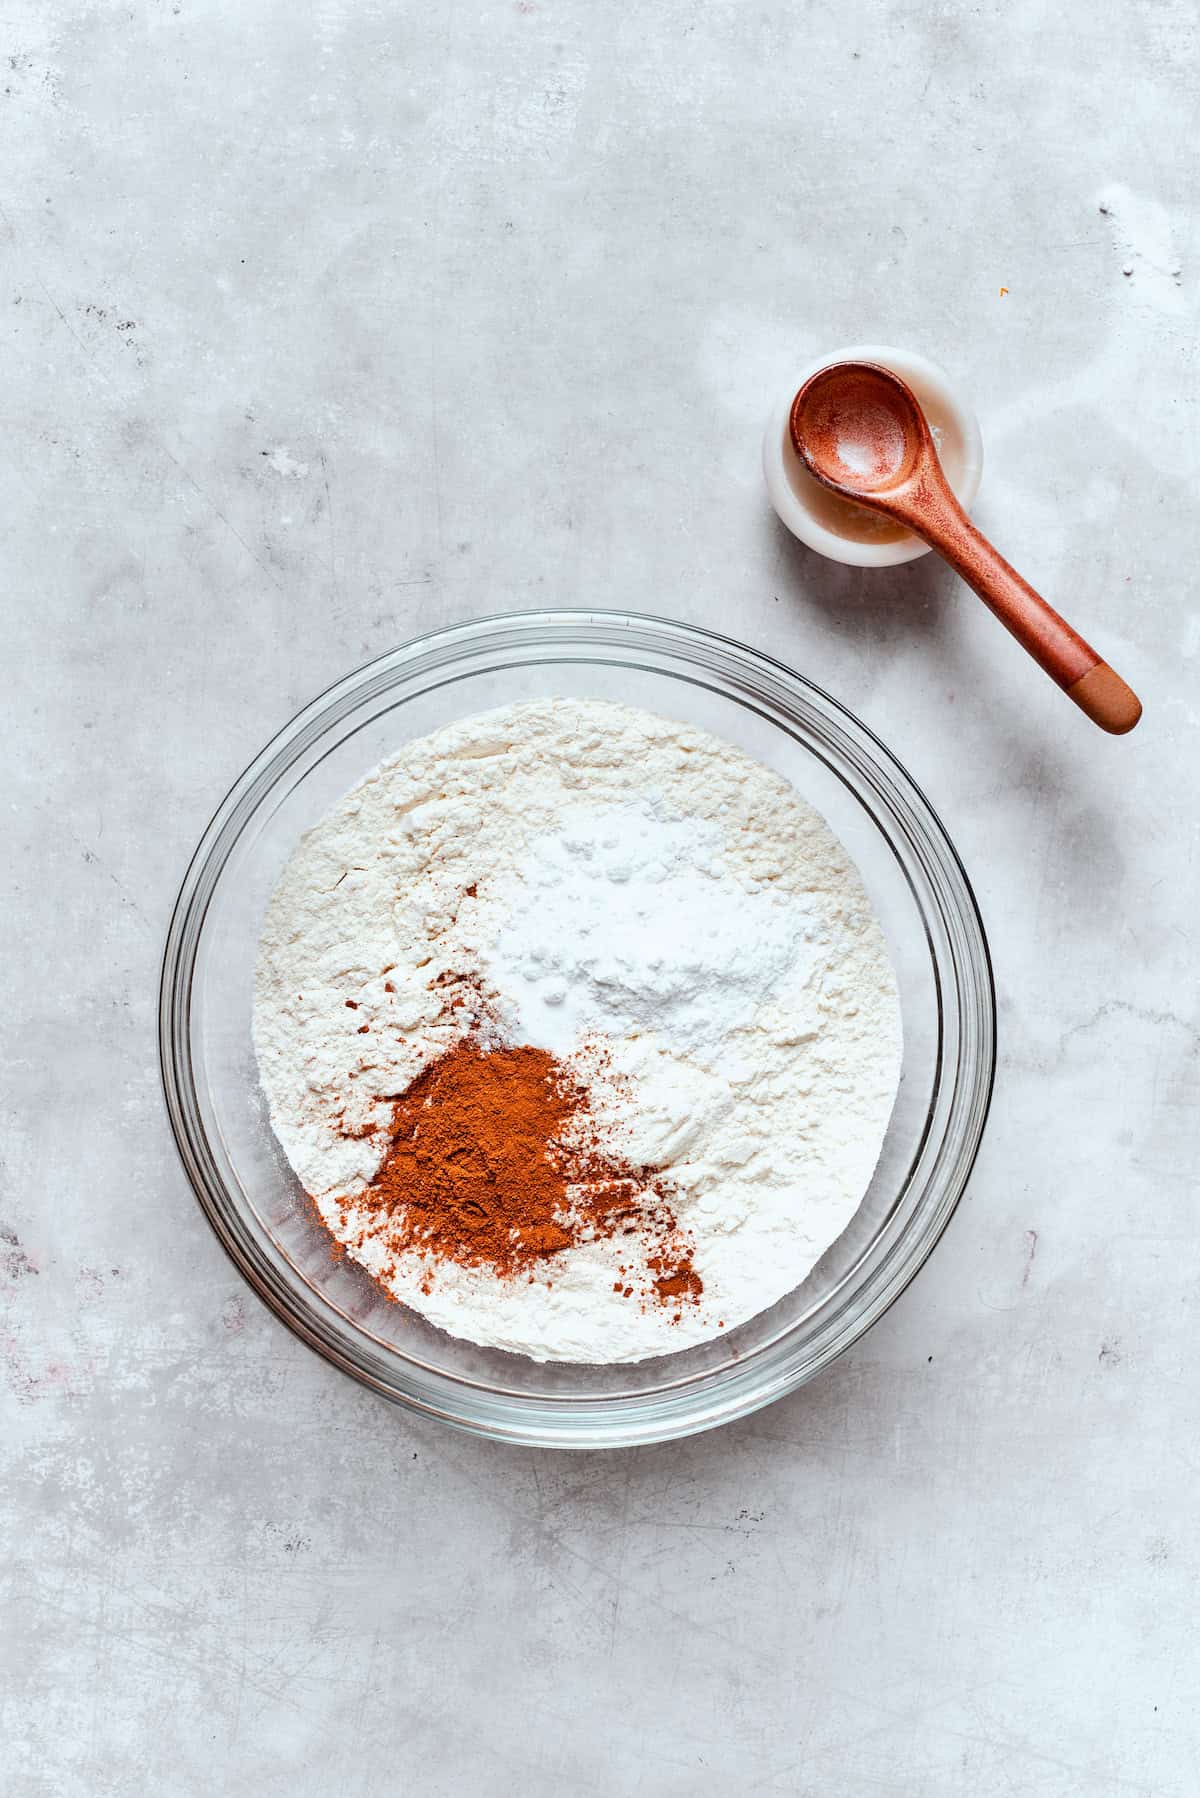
[253,699,902,1363]
[362,1036,701,1306]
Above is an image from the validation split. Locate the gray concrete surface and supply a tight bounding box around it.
[2,2,1198,1793]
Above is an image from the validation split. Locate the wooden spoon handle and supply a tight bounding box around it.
[910,496,1142,735]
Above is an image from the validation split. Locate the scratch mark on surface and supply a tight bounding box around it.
[1020,1228,1038,1288]
[162,441,287,591]
[319,452,340,598]
[1057,999,1200,1059]
[607,1461,632,1655]
[434,1441,767,1666]
[2,205,283,590]
[429,291,444,556]
[64,827,155,935]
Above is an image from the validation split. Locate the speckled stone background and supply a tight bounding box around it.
[2,3,1198,1793]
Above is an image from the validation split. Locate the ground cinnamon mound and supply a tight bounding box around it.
[355,1036,701,1306]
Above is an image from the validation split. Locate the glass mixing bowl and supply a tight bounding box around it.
[160,612,994,1447]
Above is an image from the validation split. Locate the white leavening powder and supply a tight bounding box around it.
[253,699,902,1363]
[490,801,818,1065]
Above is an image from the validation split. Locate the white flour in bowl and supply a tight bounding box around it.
[253,699,902,1363]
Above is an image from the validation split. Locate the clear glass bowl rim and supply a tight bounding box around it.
[159,609,996,1448]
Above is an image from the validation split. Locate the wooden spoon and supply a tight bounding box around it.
[789,361,1142,734]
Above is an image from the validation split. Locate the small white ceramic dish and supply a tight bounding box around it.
[764,344,984,568]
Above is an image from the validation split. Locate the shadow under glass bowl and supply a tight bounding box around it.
[159,610,995,1448]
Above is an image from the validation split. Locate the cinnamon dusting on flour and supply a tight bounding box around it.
[332,995,701,1317]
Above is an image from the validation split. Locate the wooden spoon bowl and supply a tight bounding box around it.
[789,361,1142,735]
